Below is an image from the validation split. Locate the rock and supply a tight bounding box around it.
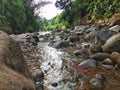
[25,33,39,45]
[90,53,110,61]
[90,43,103,53]
[78,59,97,68]
[53,35,61,41]
[0,31,35,90]
[109,13,120,26]
[74,49,89,59]
[34,69,44,82]
[96,29,117,45]
[110,52,120,67]
[51,82,58,87]
[85,30,97,43]
[102,58,114,65]
[95,74,106,81]
[32,35,39,42]
[109,25,120,32]
[102,33,120,53]
[110,19,120,26]
[54,41,70,49]
[74,26,83,31]
[81,42,91,49]
[68,36,80,43]
[90,78,104,88]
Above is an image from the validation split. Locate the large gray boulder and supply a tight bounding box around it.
[96,29,117,45]
[102,33,120,53]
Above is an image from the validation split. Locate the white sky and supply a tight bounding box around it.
[38,0,63,20]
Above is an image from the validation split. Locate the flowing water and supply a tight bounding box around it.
[38,42,70,90]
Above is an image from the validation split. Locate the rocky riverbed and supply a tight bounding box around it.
[14,24,120,90]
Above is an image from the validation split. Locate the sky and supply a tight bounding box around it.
[34,0,63,20]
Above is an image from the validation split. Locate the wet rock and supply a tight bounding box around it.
[102,33,120,53]
[90,78,104,88]
[54,41,70,49]
[109,25,120,32]
[90,53,110,61]
[68,36,80,43]
[95,74,106,81]
[102,58,114,65]
[78,59,97,68]
[51,82,58,87]
[90,43,103,53]
[74,49,89,59]
[34,69,44,90]
[96,29,117,45]
[110,52,120,67]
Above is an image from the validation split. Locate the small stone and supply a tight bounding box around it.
[90,78,104,87]
[74,49,89,59]
[68,36,80,43]
[90,44,103,53]
[78,59,97,68]
[95,74,106,81]
[51,82,58,87]
[102,58,114,65]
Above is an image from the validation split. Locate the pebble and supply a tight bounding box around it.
[90,78,104,87]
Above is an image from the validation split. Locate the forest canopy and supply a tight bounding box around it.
[0,0,40,34]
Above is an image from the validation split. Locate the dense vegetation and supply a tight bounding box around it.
[0,0,40,34]
[0,0,120,32]
[41,0,120,31]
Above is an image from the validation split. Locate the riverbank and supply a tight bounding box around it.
[12,22,120,90]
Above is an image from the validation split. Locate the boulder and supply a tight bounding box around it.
[78,59,97,68]
[96,29,117,45]
[68,36,80,43]
[102,33,120,53]
[90,53,110,61]
[0,31,35,90]
[110,52,120,67]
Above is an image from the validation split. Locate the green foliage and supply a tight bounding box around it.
[53,0,120,28]
[0,0,40,34]
[32,0,120,31]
